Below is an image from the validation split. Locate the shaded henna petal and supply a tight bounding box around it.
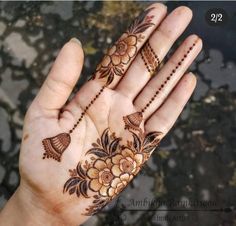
[111,165,122,177]
[94,159,107,170]
[87,168,99,179]
[90,179,102,192]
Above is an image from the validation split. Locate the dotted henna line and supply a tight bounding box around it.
[69,86,105,134]
[141,40,198,113]
[141,42,160,74]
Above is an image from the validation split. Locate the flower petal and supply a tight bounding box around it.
[125,35,137,45]
[87,168,99,179]
[111,55,121,65]
[122,149,134,158]
[111,165,122,177]
[108,187,115,197]
[108,45,116,55]
[90,179,102,192]
[121,53,130,64]
[120,173,130,182]
[101,55,111,67]
[127,45,137,58]
[134,153,144,165]
[112,154,123,164]
[99,185,108,197]
[94,159,107,170]
[111,177,121,188]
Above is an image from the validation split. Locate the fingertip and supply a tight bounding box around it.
[174,6,193,19]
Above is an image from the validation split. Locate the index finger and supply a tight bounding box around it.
[92,3,167,88]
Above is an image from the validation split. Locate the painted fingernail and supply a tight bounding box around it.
[70,37,82,47]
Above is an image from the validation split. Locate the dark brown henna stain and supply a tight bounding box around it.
[141,39,198,113]
[140,41,160,75]
[63,125,162,216]
[23,134,29,141]
[93,7,155,86]
[42,8,155,162]
[42,86,105,162]
[42,133,71,161]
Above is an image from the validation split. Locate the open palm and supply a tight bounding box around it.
[14,3,202,226]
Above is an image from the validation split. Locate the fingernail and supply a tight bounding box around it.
[70,37,82,47]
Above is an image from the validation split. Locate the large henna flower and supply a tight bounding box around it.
[102,33,137,67]
[111,148,144,177]
[87,158,114,197]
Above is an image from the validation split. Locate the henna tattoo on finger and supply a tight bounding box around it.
[140,41,160,75]
[93,7,155,86]
[42,8,155,162]
[123,39,199,130]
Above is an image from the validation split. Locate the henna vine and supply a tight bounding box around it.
[42,8,155,162]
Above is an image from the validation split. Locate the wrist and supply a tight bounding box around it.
[0,185,66,226]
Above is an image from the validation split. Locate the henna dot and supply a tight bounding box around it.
[161,84,164,88]
[172,69,176,73]
[184,54,187,58]
[178,62,181,66]
[167,77,170,80]
[69,130,73,134]
[190,47,193,50]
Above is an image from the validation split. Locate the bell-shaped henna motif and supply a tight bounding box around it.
[42,133,71,162]
[123,111,143,132]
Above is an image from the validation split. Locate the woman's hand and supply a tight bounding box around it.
[0,3,202,226]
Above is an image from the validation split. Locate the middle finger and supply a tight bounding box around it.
[116,6,193,99]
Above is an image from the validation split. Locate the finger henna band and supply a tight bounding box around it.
[42,7,155,162]
[140,41,160,75]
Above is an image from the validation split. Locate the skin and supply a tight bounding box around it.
[0,3,202,226]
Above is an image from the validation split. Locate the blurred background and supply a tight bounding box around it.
[0,1,235,226]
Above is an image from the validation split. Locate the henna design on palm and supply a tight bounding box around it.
[42,7,155,162]
[63,39,198,215]
[123,39,198,131]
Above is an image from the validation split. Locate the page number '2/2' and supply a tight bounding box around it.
[205,8,228,26]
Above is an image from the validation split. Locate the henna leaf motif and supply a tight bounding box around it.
[86,148,108,158]
[132,132,141,152]
[143,131,162,153]
[109,138,121,155]
[128,7,155,34]
[63,163,89,198]
[101,128,110,151]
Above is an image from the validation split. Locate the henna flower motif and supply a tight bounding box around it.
[111,148,144,177]
[87,158,114,197]
[107,173,132,197]
[103,34,137,66]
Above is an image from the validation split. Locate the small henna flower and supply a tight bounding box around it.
[87,158,114,197]
[102,34,137,67]
[111,148,144,176]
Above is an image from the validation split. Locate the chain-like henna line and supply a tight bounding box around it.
[140,41,160,75]
[123,39,198,131]
[42,8,155,162]
[42,86,105,161]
